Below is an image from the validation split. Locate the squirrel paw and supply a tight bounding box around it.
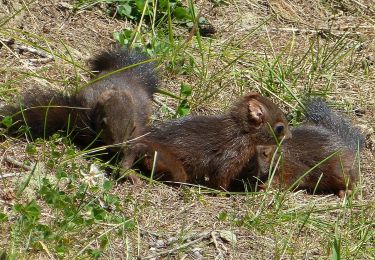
[257,183,268,192]
[128,173,143,186]
[338,189,354,199]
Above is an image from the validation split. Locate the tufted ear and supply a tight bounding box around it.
[248,98,265,126]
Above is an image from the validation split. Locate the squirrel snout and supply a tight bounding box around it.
[284,129,292,139]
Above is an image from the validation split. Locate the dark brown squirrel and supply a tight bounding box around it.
[254,99,365,197]
[0,48,157,175]
[124,92,292,190]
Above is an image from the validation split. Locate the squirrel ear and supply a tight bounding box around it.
[248,99,265,126]
[244,92,260,98]
[256,145,265,155]
[256,145,275,159]
[98,90,116,104]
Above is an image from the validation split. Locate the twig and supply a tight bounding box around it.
[153,96,176,114]
[139,227,163,238]
[269,27,367,36]
[178,11,202,51]
[0,37,54,60]
[76,222,125,257]
[352,0,375,15]
[211,231,224,259]
[0,172,24,179]
[142,231,212,260]
[165,202,196,220]
[3,156,33,171]
[28,57,54,63]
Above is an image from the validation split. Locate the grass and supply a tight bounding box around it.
[0,0,374,259]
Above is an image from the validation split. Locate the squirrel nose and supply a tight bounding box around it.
[284,129,292,139]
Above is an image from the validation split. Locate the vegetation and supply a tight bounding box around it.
[0,0,374,258]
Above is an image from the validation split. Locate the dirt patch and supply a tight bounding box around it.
[1,0,374,259]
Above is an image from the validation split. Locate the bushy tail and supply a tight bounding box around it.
[91,48,158,96]
[1,47,157,140]
[0,89,80,138]
[305,99,365,151]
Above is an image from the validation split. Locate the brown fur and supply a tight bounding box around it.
[125,92,291,190]
[254,101,364,197]
[1,48,157,177]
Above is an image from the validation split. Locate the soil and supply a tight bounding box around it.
[0,0,374,259]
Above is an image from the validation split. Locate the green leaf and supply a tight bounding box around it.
[218,211,228,221]
[51,150,60,158]
[17,163,37,195]
[47,159,55,168]
[176,99,190,117]
[56,243,68,256]
[180,83,192,97]
[51,132,61,141]
[103,180,113,191]
[118,3,133,19]
[0,213,8,222]
[158,0,169,9]
[67,148,76,156]
[1,116,13,128]
[174,7,191,20]
[331,236,341,260]
[25,143,37,155]
[100,236,109,250]
[86,248,102,259]
[56,167,68,179]
[113,31,124,45]
[91,206,107,221]
[123,219,136,230]
[13,200,41,221]
[135,0,149,14]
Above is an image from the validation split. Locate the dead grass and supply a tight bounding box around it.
[0,0,374,259]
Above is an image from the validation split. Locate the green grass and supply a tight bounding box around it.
[0,0,374,259]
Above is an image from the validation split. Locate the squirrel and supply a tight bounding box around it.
[253,99,365,197]
[123,92,292,190]
[1,48,157,180]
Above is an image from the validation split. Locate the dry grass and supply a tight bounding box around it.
[0,0,374,259]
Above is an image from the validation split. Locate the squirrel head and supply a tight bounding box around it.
[231,92,292,144]
[255,145,277,178]
[94,90,135,147]
[255,145,286,189]
[256,144,304,191]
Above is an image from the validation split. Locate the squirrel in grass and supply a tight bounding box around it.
[253,99,365,197]
[123,92,292,190]
[1,48,157,180]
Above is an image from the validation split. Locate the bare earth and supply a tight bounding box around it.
[0,0,374,259]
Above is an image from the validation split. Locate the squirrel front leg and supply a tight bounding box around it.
[143,148,189,183]
[209,169,240,191]
[120,143,148,185]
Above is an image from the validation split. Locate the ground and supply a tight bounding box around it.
[0,0,374,259]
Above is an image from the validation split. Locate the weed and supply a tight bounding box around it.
[0,0,374,258]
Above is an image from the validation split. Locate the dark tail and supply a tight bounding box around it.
[1,47,157,141]
[305,99,365,151]
[91,48,158,96]
[0,89,81,138]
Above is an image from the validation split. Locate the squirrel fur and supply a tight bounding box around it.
[124,92,291,190]
[1,48,157,175]
[255,99,365,197]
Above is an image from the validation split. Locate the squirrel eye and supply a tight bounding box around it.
[274,124,284,135]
